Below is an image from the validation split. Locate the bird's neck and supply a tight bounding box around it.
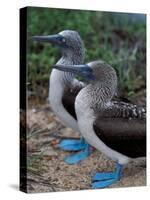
[49,48,84,100]
[48,49,84,132]
[61,47,84,65]
[76,75,117,112]
[89,66,118,109]
[89,83,116,109]
[52,48,84,86]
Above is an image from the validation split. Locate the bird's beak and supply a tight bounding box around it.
[52,64,95,80]
[32,34,65,46]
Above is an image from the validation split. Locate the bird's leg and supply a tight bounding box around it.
[59,137,87,151]
[92,163,123,189]
[64,143,92,164]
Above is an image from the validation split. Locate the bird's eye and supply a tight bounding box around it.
[62,38,66,43]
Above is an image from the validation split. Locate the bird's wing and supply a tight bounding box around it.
[93,101,146,158]
[98,100,146,119]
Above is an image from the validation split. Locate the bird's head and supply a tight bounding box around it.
[52,63,95,81]
[32,30,84,53]
[52,60,117,85]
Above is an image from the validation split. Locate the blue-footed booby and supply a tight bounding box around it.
[53,60,146,188]
[32,30,92,164]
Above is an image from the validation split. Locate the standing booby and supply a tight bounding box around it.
[53,60,146,188]
[32,30,92,164]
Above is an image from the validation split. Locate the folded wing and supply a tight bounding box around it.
[94,101,146,158]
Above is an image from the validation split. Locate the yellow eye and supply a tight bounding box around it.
[62,38,66,43]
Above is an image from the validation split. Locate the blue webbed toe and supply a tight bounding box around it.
[64,144,91,164]
[92,163,123,189]
[92,178,118,189]
[92,172,115,181]
[59,139,86,151]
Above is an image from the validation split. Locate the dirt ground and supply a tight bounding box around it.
[25,100,146,193]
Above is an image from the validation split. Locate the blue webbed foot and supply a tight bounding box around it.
[92,172,115,181]
[92,163,123,189]
[92,178,119,189]
[64,144,91,164]
[59,137,87,151]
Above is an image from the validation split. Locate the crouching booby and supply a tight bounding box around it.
[32,30,92,164]
[53,60,146,188]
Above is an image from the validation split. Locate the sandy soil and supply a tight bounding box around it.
[25,102,146,193]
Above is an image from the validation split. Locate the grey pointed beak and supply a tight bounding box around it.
[32,34,64,46]
[52,64,95,80]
